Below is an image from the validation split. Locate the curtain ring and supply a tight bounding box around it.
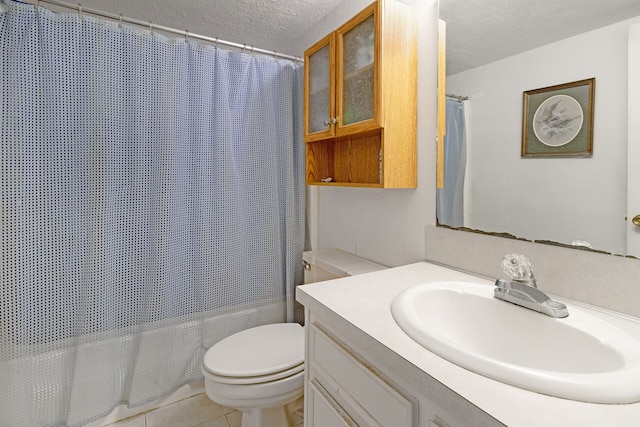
[77,3,82,17]
[149,21,153,35]
[34,0,40,10]
[250,46,254,55]
[185,30,189,43]
[214,38,219,48]
[273,51,277,59]
[118,14,123,28]
[242,44,247,52]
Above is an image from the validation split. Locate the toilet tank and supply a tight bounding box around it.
[302,249,386,284]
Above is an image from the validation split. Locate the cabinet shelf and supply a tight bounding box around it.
[309,86,330,97]
[309,65,372,99]
[343,62,374,81]
[306,130,382,187]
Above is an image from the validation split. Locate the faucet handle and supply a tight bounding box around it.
[501,253,534,282]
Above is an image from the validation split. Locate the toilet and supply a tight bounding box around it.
[201,249,386,427]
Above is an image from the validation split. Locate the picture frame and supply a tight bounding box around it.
[522,78,595,158]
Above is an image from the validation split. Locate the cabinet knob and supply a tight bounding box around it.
[323,118,337,127]
[633,215,640,227]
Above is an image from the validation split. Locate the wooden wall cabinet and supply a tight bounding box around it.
[303,0,418,188]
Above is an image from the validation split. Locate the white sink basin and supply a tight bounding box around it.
[391,281,640,403]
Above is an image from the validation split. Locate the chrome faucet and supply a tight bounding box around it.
[494,254,568,318]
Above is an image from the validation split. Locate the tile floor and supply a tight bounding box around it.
[104,393,304,427]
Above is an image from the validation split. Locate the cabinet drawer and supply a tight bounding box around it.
[310,325,415,426]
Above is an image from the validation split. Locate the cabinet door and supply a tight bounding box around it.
[310,326,416,426]
[308,379,358,426]
[336,3,380,136]
[304,33,335,142]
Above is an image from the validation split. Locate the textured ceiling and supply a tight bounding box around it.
[71,0,344,56]
[44,0,640,70]
[440,0,640,75]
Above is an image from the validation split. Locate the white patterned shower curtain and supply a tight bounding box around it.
[0,1,305,425]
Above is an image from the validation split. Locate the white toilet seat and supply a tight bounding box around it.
[204,361,304,385]
[203,323,304,384]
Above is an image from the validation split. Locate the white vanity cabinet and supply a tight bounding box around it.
[306,323,415,426]
[302,305,502,427]
[298,262,640,426]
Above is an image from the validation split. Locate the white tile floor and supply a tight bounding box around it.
[104,394,304,427]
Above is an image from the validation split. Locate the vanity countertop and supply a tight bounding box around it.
[296,261,640,426]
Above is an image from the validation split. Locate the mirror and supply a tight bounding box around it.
[437,0,640,256]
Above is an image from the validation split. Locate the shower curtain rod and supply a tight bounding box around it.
[27,0,302,62]
[446,93,469,101]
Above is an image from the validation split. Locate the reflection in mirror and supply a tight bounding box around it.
[437,0,640,256]
[436,97,466,228]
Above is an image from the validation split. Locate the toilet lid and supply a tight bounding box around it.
[203,323,304,377]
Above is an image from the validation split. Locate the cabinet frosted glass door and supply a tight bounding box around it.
[305,34,335,141]
[339,10,378,131]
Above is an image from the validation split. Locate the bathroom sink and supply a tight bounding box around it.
[391,281,640,403]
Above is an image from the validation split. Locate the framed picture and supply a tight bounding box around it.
[522,78,595,157]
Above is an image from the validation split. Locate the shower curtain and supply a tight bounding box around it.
[0,1,304,425]
[437,98,467,228]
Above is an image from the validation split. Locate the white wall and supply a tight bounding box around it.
[447,17,640,255]
[292,0,439,267]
